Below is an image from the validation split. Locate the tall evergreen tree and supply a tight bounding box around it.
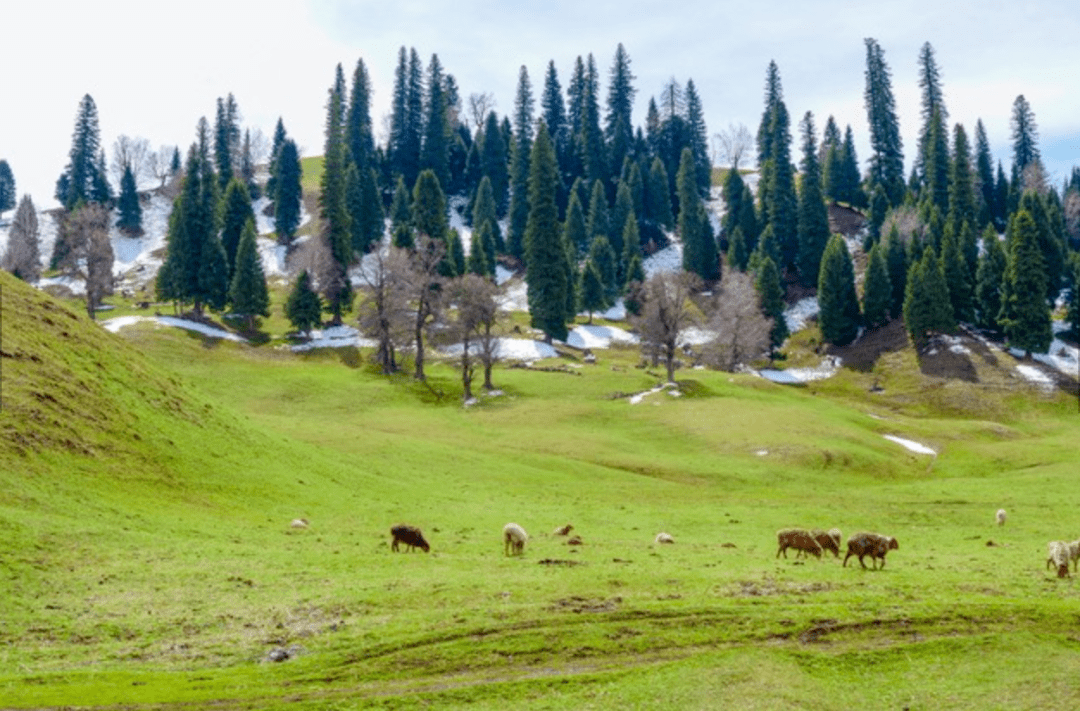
[214,93,240,191]
[56,94,106,210]
[862,242,892,328]
[941,223,974,323]
[646,156,674,231]
[524,123,568,342]
[839,125,865,207]
[390,175,414,248]
[762,98,798,271]
[411,169,449,242]
[319,80,354,324]
[273,138,302,244]
[1020,190,1065,301]
[975,224,1006,333]
[228,218,270,330]
[884,225,908,319]
[220,177,255,276]
[863,38,905,205]
[240,129,259,199]
[1010,94,1041,177]
[903,246,955,346]
[684,79,711,196]
[796,111,831,286]
[678,147,718,281]
[578,260,607,323]
[0,160,15,214]
[922,106,950,216]
[610,180,633,264]
[564,189,588,257]
[507,66,535,261]
[605,43,636,182]
[346,57,376,174]
[621,211,642,282]
[266,118,288,202]
[420,54,450,188]
[355,167,385,254]
[756,60,783,171]
[999,209,1051,354]
[817,234,861,345]
[472,175,502,257]
[949,123,977,236]
[116,163,143,236]
[756,255,788,350]
[586,179,611,243]
[285,269,322,335]
[578,54,607,187]
[481,111,510,217]
[915,42,947,187]
[541,60,571,206]
[587,235,619,304]
[974,119,995,229]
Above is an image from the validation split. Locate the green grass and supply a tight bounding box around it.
[3,269,1080,709]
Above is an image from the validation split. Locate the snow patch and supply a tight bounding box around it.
[784,297,819,334]
[758,355,841,384]
[291,325,376,352]
[566,324,638,350]
[101,315,246,342]
[883,434,936,456]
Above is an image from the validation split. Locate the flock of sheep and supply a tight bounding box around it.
[378,508,1070,579]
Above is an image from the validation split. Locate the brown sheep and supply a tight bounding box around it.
[776,529,823,559]
[553,524,574,536]
[1046,540,1070,578]
[843,532,899,569]
[390,524,430,553]
[807,528,842,558]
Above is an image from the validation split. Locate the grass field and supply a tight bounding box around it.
[2,269,1080,709]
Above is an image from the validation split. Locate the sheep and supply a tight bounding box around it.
[1069,539,1080,572]
[503,523,528,556]
[655,532,675,544]
[808,528,842,558]
[776,529,823,559]
[390,524,430,553]
[996,509,1007,526]
[843,532,899,569]
[290,518,309,529]
[552,524,574,536]
[1046,540,1070,578]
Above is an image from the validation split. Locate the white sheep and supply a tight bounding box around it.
[995,509,1007,526]
[290,518,309,529]
[503,523,528,556]
[1068,539,1080,573]
[655,532,675,544]
[1046,540,1070,578]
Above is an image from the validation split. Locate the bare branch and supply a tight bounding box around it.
[467,92,496,131]
[714,123,754,169]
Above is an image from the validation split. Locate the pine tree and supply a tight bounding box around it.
[728,227,749,271]
[915,42,947,187]
[1,194,40,282]
[862,242,892,328]
[320,79,354,324]
[467,228,489,276]
[621,211,642,286]
[578,261,607,323]
[116,163,143,236]
[1010,94,1041,177]
[762,97,798,271]
[884,225,908,319]
[975,224,1006,333]
[949,123,977,238]
[587,235,618,303]
[506,66,534,261]
[1020,191,1065,301]
[941,223,974,323]
[678,148,718,281]
[524,123,568,342]
[797,111,831,287]
[586,179,610,242]
[817,234,860,346]
[266,118,288,202]
[447,228,466,278]
[472,176,502,255]
[273,138,302,244]
[228,218,270,330]
[390,175,414,248]
[974,120,995,229]
[346,57,376,174]
[412,169,449,242]
[56,94,106,210]
[578,54,607,186]
[756,255,788,350]
[481,111,509,217]
[756,61,783,172]
[542,60,571,186]
[420,54,450,188]
[903,246,954,346]
[684,79,711,196]
[839,125,865,207]
[214,93,240,191]
[864,39,905,205]
[0,160,15,214]
[564,190,588,257]
[605,43,636,182]
[610,180,633,262]
[220,178,255,276]
[285,269,323,335]
[999,209,1051,354]
[922,106,950,216]
[646,156,674,230]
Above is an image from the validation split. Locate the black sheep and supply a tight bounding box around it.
[391,524,430,553]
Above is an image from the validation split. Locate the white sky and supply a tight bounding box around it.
[2,0,1078,212]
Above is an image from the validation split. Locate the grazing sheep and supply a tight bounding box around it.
[503,523,528,556]
[553,524,574,536]
[655,532,675,544]
[776,529,823,559]
[1069,540,1080,572]
[290,518,309,529]
[843,532,899,569]
[390,524,430,553]
[996,509,1007,526]
[1046,540,1070,578]
[808,528,842,558]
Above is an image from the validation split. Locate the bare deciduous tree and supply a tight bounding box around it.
[1021,161,1050,195]
[356,245,412,374]
[880,204,923,243]
[1,194,41,282]
[111,135,151,187]
[58,203,114,319]
[713,123,754,169]
[445,274,500,400]
[408,234,447,381]
[247,127,271,167]
[467,92,496,131]
[700,267,772,371]
[632,270,702,383]
[147,145,179,189]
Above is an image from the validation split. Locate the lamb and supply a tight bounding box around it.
[390,524,430,553]
[843,532,899,569]
[552,524,574,536]
[996,509,1007,526]
[808,528,842,558]
[776,529,823,559]
[1046,540,1070,578]
[503,523,528,556]
[655,532,675,544]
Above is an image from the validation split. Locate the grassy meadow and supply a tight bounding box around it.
[2,268,1080,709]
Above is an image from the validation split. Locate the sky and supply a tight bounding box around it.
[2,0,1078,212]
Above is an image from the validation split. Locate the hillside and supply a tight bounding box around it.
[4,265,1080,708]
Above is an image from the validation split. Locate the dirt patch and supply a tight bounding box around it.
[538,559,583,567]
[828,203,866,239]
[550,596,621,613]
[828,319,909,373]
[729,579,833,597]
